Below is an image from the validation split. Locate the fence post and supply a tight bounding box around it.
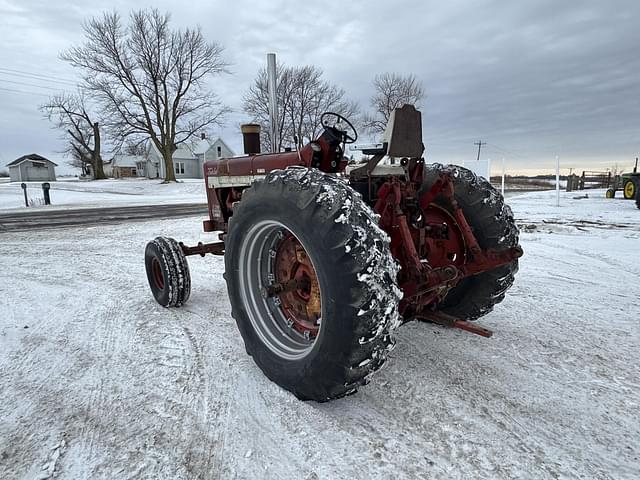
[555,156,560,207]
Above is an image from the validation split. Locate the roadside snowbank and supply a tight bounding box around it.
[0,177,206,211]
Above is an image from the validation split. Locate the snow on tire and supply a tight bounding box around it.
[420,164,520,320]
[145,236,191,307]
[224,167,402,402]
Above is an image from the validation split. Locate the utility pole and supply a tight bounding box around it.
[474,140,486,161]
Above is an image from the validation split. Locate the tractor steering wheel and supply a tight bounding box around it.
[320,112,358,144]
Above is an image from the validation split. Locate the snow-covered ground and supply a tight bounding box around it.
[0,177,206,211]
[0,189,638,479]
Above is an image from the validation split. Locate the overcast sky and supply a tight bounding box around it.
[1,0,639,175]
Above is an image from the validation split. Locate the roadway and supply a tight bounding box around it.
[0,203,208,232]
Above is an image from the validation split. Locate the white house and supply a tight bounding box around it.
[145,135,235,180]
[101,159,113,177]
[86,158,113,178]
[147,144,196,179]
[192,135,235,174]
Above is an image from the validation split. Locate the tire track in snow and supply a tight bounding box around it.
[77,299,122,477]
[177,303,240,479]
[0,262,88,479]
[125,306,219,477]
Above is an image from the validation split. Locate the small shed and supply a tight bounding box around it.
[112,154,144,178]
[8,154,57,182]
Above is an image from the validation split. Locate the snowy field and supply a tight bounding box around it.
[0,178,206,211]
[0,189,639,479]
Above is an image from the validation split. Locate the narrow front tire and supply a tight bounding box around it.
[145,236,191,307]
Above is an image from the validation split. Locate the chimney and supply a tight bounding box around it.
[241,124,261,155]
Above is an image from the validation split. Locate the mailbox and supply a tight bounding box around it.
[21,183,28,207]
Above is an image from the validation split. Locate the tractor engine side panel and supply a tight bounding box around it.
[203,150,310,233]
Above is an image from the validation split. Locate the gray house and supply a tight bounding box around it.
[146,136,235,179]
[8,154,57,182]
[193,136,235,173]
[148,144,197,179]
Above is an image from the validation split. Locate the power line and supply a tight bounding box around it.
[0,67,78,83]
[485,143,532,161]
[0,78,69,92]
[0,68,78,87]
[0,86,51,98]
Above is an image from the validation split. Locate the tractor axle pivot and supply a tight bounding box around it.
[179,241,225,257]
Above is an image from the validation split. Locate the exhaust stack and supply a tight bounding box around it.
[241,124,261,155]
[267,53,279,153]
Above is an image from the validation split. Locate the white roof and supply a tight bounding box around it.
[192,138,211,155]
[213,137,235,157]
[112,155,144,167]
[149,142,195,160]
[173,145,195,159]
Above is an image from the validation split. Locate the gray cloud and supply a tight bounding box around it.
[1,0,639,175]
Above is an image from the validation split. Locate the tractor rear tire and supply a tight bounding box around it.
[636,188,640,209]
[145,236,191,307]
[420,164,519,321]
[623,179,636,200]
[224,168,402,401]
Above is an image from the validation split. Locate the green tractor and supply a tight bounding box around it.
[606,158,640,201]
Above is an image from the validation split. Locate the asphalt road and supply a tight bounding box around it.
[0,203,208,232]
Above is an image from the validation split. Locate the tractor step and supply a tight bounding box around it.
[418,311,493,338]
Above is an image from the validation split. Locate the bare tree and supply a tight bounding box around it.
[609,163,623,176]
[243,63,359,151]
[363,73,425,135]
[122,139,147,156]
[41,92,106,179]
[61,9,230,182]
[68,141,92,176]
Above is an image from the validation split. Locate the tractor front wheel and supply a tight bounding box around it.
[145,236,191,307]
[225,168,401,401]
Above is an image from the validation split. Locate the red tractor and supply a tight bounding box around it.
[145,105,522,401]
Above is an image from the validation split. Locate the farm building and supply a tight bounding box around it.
[111,155,145,178]
[8,154,57,182]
